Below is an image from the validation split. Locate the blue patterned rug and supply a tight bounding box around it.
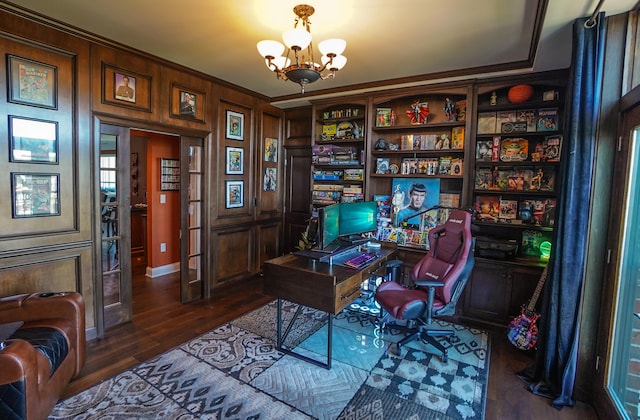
[50,300,489,419]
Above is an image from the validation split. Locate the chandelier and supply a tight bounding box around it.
[256,4,347,94]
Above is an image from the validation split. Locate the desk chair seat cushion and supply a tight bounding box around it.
[376,281,446,320]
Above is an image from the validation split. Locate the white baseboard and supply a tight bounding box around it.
[145,262,180,278]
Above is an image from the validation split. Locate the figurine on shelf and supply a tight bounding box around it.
[374,138,388,150]
[443,98,456,121]
[490,91,498,106]
[390,110,397,126]
[406,100,429,124]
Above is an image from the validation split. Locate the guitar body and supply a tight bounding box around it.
[507,307,540,350]
[507,265,548,350]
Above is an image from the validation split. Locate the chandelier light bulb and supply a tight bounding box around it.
[257,40,285,59]
[318,39,346,56]
[283,28,311,50]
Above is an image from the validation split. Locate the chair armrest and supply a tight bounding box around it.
[0,292,85,376]
[414,279,444,288]
[0,339,39,385]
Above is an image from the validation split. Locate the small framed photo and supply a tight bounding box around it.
[226,110,244,140]
[226,147,244,174]
[264,137,278,162]
[179,91,196,117]
[170,84,205,121]
[225,180,244,208]
[11,173,60,218]
[102,64,151,111]
[114,72,136,102]
[9,116,58,163]
[7,55,58,109]
[263,168,277,191]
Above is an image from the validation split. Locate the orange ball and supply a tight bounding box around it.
[508,84,534,103]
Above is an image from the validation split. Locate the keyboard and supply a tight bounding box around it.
[344,252,377,269]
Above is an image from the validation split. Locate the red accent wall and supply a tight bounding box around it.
[145,133,180,268]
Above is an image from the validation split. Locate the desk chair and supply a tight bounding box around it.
[375,209,475,361]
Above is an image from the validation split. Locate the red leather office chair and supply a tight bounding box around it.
[375,209,475,361]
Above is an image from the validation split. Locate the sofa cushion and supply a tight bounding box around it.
[10,328,68,377]
[0,380,25,420]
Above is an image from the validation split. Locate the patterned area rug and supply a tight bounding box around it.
[50,300,490,419]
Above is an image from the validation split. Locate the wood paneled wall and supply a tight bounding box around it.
[0,5,285,335]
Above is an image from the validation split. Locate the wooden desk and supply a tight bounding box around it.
[263,242,397,368]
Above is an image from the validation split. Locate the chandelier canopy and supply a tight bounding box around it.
[257,4,347,94]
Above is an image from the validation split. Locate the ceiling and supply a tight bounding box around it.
[7,0,637,108]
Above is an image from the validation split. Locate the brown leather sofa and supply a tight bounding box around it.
[0,292,85,420]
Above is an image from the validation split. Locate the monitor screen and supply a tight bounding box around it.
[318,203,340,249]
[339,201,378,237]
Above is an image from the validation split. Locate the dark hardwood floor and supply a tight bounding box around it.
[64,272,598,419]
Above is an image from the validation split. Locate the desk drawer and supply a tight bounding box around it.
[335,271,364,313]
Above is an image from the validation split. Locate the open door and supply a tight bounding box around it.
[180,136,205,302]
[97,123,132,333]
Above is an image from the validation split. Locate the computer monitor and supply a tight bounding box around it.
[339,201,378,239]
[317,203,340,250]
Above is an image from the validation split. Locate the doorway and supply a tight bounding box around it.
[97,122,205,335]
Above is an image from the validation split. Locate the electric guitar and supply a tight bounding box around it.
[507,265,548,350]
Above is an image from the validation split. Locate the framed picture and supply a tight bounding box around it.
[225,180,244,208]
[7,55,57,109]
[160,158,180,191]
[226,147,244,175]
[264,137,278,162]
[11,173,60,218]
[102,64,151,111]
[226,110,244,140]
[170,84,205,121]
[263,168,277,191]
[9,116,58,163]
[114,72,136,102]
[179,91,196,117]
[391,177,441,229]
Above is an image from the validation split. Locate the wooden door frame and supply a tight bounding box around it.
[592,89,640,418]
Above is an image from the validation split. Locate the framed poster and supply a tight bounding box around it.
[263,168,276,191]
[226,110,244,140]
[225,180,244,208]
[264,137,277,162]
[226,147,244,175]
[9,116,58,163]
[170,84,205,122]
[102,64,151,111]
[11,173,60,218]
[7,55,57,109]
[160,158,180,191]
[114,72,136,103]
[391,177,441,228]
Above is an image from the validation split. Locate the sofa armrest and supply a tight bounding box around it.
[0,292,85,376]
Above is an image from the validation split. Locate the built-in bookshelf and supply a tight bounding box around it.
[367,85,472,247]
[311,102,367,206]
[472,75,566,263]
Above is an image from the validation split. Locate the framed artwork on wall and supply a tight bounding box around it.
[170,84,205,122]
[226,110,244,140]
[114,72,136,103]
[9,116,58,163]
[11,173,60,218]
[225,180,244,208]
[160,158,180,191]
[264,137,277,162]
[263,168,277,191]
[7,55,58,109]
[101,63,151,111]
[226,147,244,175]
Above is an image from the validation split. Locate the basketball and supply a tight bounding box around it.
[508,84,534,103]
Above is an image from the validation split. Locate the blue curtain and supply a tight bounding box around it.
[517,13,605,409]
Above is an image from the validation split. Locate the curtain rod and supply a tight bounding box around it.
[585,0,605,28]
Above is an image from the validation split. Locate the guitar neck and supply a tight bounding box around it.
[526,265,548,313]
